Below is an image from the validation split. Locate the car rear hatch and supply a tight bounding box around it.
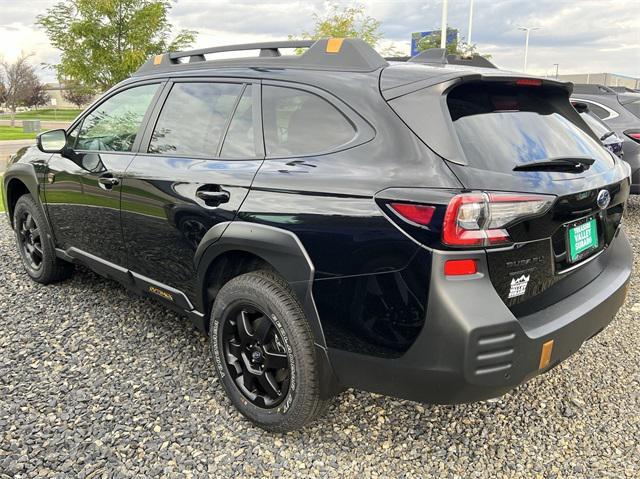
[380,66,631,316]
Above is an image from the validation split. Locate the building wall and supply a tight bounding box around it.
[44,84,100,109]
[557,73,640,89]
[44,87,77,109]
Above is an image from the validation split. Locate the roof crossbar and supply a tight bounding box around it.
[134,38,389,76]
[168,40,314,64]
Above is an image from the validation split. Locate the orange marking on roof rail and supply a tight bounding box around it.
[153,55,163,65]
[326,38,344,53]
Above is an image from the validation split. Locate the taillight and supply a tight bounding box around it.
[442,192,554,247]
[389,203,436,226]
[516,78,542,87]
[625,130,640,143]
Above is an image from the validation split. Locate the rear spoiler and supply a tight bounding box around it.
[382,71,573,101]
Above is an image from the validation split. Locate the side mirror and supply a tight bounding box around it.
[37,129,67,154]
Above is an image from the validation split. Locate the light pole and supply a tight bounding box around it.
[441,0,449,49]
[468,0,474,45]
[518,26,540,73]
[553,63,559,79]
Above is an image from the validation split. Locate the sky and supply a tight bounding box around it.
[0,0,639,83]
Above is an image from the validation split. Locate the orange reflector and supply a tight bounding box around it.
[539,340,554,369]
[153,54,163,65]
[326,38,344,53]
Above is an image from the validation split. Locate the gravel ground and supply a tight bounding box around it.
[1,200,639,479]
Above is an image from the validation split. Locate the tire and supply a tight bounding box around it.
[210,270,330,432]
[13,194,74,284]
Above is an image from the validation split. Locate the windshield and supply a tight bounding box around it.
[447,82,614,173]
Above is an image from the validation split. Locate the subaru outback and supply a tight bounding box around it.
[1,39,632,432]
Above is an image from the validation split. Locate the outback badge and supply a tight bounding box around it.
[597,189,611,210]
[148,286,174,302]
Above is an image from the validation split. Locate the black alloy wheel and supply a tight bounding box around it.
[222,305,291,408]
[17,211,43,271]
[211,270,330,432]
[13,194,74,284]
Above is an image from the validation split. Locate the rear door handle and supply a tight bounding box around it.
[196,189,230,206]
[98,176,120,189]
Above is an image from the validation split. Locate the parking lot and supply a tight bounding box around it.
[0,198,638,478]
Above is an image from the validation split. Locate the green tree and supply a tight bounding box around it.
[25,79,50,110]
[62,81,95,108]
[0,76,6,105]
[1,54,41,126]
[37,0,196,91]
[292,2,397,54]
[416,29,490,58]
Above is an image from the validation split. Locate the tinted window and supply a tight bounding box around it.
[262,86,355,156]
[66,124,79,149]
[220,85,255,158]
[446,82,613,173]
[149,82,243,156]
[585,102,610,120]
[76,84,158,152]
[623,100,640,119]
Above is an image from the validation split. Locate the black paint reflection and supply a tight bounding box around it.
[45,149,133,266]
[121,155,262,299]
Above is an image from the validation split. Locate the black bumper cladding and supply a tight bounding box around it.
[329,229,632,404]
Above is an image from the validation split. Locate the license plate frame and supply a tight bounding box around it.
[566,216,599,264]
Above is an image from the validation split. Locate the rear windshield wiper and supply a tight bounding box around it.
[513,157,595,172]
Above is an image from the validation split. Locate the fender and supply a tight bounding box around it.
[3,160,46,227]
[195,221,341,398]
[195,221,325,346]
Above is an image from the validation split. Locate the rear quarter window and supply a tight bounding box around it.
[262,85,356,157]
[584,102,612,120]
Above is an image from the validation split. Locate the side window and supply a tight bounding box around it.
[66,124,79,149]
[586,102,610,120]
[220,85,255,158]
[262,85,356,157]
[76,84,159,152]
[148,82,243,157]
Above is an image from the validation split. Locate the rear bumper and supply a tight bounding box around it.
[329,228,632,404]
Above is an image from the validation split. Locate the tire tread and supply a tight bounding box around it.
[211,269,330,432]
[14,194,74,284]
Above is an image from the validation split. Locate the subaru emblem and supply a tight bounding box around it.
[596,190,610,210]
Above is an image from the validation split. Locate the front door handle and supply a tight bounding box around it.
[196,189,230,206]
[98,176,120,190]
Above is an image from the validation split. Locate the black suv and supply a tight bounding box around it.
[2,39,632,432]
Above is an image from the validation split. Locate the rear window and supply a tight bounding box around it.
[447,82,613,172]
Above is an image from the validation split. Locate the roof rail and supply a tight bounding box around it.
[134,38,389,76]
[408,48,498,69]
[571,83,617,95]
